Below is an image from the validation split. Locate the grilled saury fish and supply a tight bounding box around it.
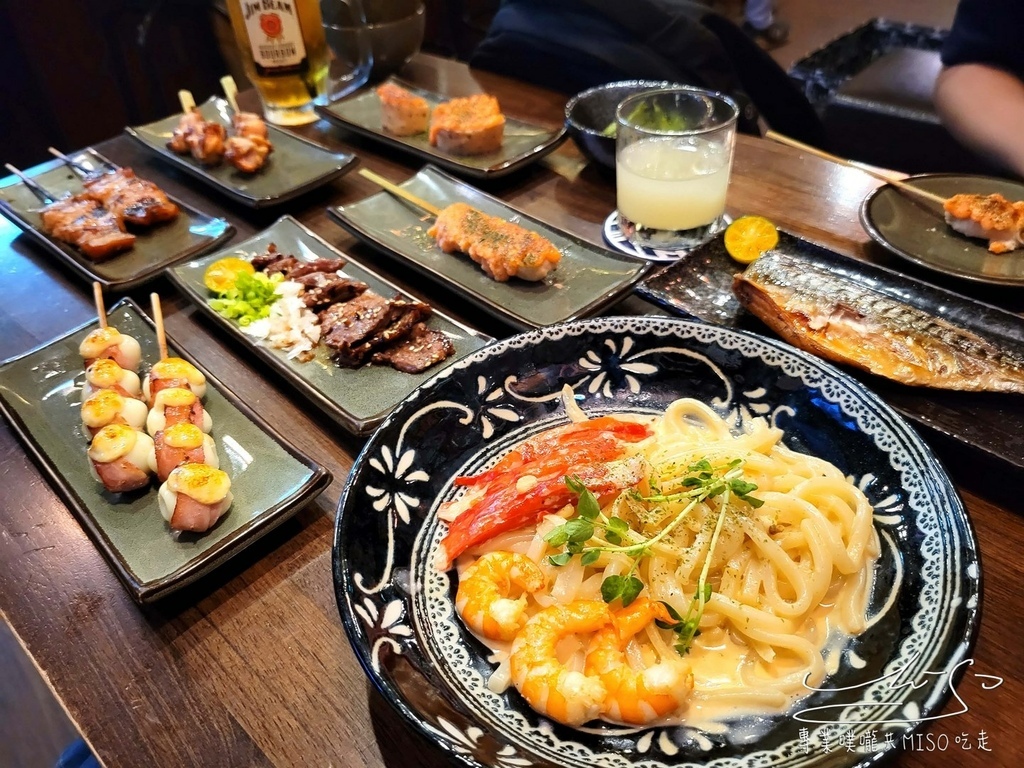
[733,252,1024,393]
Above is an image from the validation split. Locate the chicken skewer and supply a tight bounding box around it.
[48,147,180,228]
[4,163,135,261]
[221,76,273,173]
[80,284,145,432]
[357,168,561,282]
[168,89,227,166]
[764,130,1024,254]
[148,292,230,531]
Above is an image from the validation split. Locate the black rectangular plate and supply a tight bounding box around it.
[638,230,1024,471]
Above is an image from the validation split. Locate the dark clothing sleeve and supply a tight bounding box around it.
[941,0,1024,76]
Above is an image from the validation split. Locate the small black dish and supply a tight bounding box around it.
[564,80,677,174]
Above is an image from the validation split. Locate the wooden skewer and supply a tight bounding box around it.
[5,163,60,204]
[93,282,107,329]
[764,130,948,206]
[358,168,442,217]
[151,292,168,361]
[220,75,239,112]
[178,89,196,114]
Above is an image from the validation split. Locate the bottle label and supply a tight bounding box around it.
[242,1,308,75]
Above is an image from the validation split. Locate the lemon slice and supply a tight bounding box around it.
[204,257,255,294]
[724,216,779,264]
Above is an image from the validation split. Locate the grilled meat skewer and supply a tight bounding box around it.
[39,196,135,261]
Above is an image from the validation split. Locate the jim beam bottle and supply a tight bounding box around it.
[227,0,330,125]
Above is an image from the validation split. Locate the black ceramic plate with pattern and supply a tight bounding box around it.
[333,316,979,768]
[126,97,358,208]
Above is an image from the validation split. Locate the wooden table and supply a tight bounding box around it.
[1,55,1022,768]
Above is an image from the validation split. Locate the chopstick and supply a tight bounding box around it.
[357,168,442,217]
[764,130,948,206]
[3,163,58,204]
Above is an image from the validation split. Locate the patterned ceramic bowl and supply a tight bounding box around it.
[333,316,979,768]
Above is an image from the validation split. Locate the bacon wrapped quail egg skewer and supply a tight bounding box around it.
[79,326,142,371]
[158,463,232,533]
[81,389,148,437]
[150,422,218,483]
[142,357,208,404]
[146,386,212,435]
[147,292,229,532]
[87,423,156,494]
[82,358,142,401]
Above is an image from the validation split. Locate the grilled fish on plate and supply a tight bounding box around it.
[733,251,1024,393]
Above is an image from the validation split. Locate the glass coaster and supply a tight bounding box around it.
[603,211,732,262]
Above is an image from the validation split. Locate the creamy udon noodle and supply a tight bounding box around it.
[437,398,879,729]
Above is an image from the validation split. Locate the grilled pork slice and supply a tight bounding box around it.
[429,94,504,155]
[371,322,455,373]
[428,202,561,282]
[39,195,135,261]
[377,82,431,136]
[84,167,179,227]
[733,251,1024,393]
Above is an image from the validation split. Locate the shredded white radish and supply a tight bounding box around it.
[240,280,321,359]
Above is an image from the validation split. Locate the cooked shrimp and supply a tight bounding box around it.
[456,551,545,641]
[508,600,610,726]
[585,598,693,724]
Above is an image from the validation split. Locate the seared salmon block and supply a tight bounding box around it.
[429,94,504,155]
[377,83,430,136]
[427,202,560,282]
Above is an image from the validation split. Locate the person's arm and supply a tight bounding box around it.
[934,62,1024,178]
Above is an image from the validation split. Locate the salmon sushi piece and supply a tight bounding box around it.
[943,193,1024,254]
[377,83,430,136]
[429,94,504,155]
[428,202,560,282]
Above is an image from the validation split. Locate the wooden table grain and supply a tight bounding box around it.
[1,55,1021,768]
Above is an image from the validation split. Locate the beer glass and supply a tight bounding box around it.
[226,0,334,125]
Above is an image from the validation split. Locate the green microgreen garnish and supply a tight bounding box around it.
[544,457,762,653]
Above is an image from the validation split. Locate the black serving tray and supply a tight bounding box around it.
[637,229,1024,471]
